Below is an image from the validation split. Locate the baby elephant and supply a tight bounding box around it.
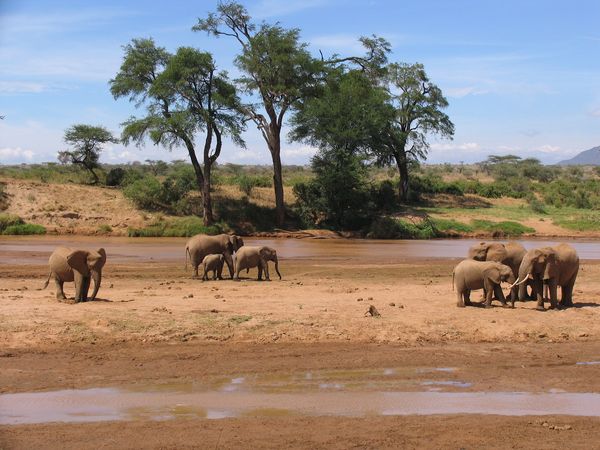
[453,259,517,308]
[234,246,281,281]
[42,247,107,303]
[201,254,225,281]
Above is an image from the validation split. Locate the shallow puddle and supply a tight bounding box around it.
[3,387,600,425]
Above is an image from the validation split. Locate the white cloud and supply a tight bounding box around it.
[430,142,481,152]
[282,145,318,158]
[0,147,35,162]
[0,81,46,94]
[536,144,562,153]
[445,86,488,98]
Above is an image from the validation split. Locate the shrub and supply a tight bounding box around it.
[367,217,437,239]
[235,174,271,196]
[106,168,126,186]
[527,195,547,214]
[470,219,534,236]
[3,223,46,235]
[0,213,23,232]
[97,224,112,234]
[128,217,227,237]
[123,176,165,210]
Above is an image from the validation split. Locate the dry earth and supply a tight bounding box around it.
[2,256,600,448]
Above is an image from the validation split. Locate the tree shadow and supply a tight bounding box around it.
[570,302,600,308]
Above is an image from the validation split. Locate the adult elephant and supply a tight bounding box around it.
[516,243,579,310]
[42,247,107,302]
[467,241,526,302]
[234,246,281,281]
[185,234,244,278]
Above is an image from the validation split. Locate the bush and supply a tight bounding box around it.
[235,174,271,196]
[0,213,23,232]
[3,223,47,235]
[367,217,437,239]
[470,219,534,236]
[128,217,227,237]
[106,168,126,186]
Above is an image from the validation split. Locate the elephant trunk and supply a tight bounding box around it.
[90,271,102,301]
[274,256,282,280]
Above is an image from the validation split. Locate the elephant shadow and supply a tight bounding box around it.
[570,301,600,309]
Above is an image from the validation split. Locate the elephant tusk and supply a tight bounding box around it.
[507,277,520,289]
[512,277,529,287]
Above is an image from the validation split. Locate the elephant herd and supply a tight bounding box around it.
[454,241,580,311]
[40,234,578,310]
[42,233,281,303]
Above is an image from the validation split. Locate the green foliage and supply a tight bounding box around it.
[97,224,113,234]
[431,218,474,233]
[367,217,437,239]
[527,195,548,214]
[122,173,198,215]
[128,217,227,237]
[106,168,126,186]
[293,150,372,230]
[235,174,271,196]
[553,214,600,231]
[470,220,534,236]
[541,179,600,209]
[58,124,118,183]
[0,214,46,235]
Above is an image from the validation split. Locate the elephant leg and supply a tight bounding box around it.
[547,280,559,310]
[257,265,263,281]
[212,269,217,281]
[534,277,545,311]
[202,265,208,281]
[483,281,494,307]
[561,277,576,307]
[193,263,199,278]
[263,260,270,281]
[463,289,472,306]
[224,254,234,279]
[54,277,67,301]
[493,284,509,307]
[456,290,465,307]
[233,264,241,281]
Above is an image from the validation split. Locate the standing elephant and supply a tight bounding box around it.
[234,246,281,281]
[201,254,225,281]
[453,259,517,308]
[516,243,579,310]
[467,241,527,302]
[42,247,107,303]
[185,234,244,278]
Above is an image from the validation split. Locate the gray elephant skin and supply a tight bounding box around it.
[201,254,225,281]
[234,246,281,281]
[42,247,107,303]
[468,241,526,301]
[517,243,579,310]
[453,259,516,308]
[185,234,244,278]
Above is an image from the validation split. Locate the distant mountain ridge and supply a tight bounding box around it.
[557,146,600,165]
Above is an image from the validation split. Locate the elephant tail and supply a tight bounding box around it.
[42,272,51,290]
[185,246,191,271]
[451,270,455,292]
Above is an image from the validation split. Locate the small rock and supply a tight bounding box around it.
[210,309,219,313]
[398,304,404,309]
[542,422,549,427]
[357,297,363,302]
[215,294,223,299]
[389,302,396,307]
[188,294,194,298]
[109,284,114,289]
[368,297,373,301]
[538,333,547,338]
[578,332,588,338]
[491,320,496,323]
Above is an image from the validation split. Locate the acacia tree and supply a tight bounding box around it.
[376,63,454,201]
[193,1,321,227]
[58,124,117,184]
[110,39,245,225]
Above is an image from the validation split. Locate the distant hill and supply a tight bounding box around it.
[557,146,600,165]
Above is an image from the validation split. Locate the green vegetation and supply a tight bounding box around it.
[0,214,46,235]
[128,217,227,237]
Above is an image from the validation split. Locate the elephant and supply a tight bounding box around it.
[42,247,107,303]
[452,259,517,308]
[234,246,281,281]
[185,234,244,279]
[516,243,579,310]
[467,241,527,302]
[201,254,225,281]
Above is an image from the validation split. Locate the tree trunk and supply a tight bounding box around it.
[270,134,285,227]
[202,164,214,226]
[394,152,409,202]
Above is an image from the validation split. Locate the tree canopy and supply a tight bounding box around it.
[58,124,118,183]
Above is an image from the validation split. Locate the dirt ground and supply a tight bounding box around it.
[2,256,600,448]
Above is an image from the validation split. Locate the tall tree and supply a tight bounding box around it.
[376,63,454,201]
[58,124,117,184]
[193,1,321,227]
[110,39,245,225]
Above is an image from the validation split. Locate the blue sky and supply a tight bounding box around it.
[1,0,599,165]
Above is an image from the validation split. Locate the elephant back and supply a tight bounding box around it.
[49,247,75,281]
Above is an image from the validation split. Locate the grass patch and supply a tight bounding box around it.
[97,224,112,234]
[128,217,228,237]
[553,214,600,231]
[229,315,253,324]
[430,218,473,233]
[470,219,534,236]
[0,213,46,235]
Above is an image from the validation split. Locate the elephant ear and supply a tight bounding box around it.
[483,266,502,285]
[67,250,91,275]
[259,247,274,260]
[228,235,243,252]
[236,236,244,251]
[95,248,107,268]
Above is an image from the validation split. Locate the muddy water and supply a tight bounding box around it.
[3,385,600,425]
[2,236,600,265]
